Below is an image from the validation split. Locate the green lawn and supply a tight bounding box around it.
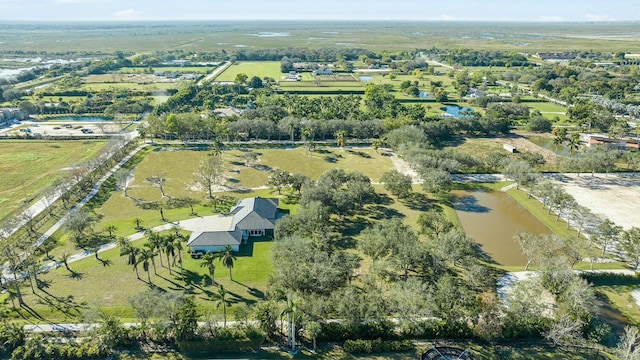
[0,140,107,222]
[215,61,282,81]
[526,101,568,113]
[11,234,273,321]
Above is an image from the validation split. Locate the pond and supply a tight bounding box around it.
[419,91,430,99]
[526,135,572,156]
[359,76,373,82]
[46,116,113,122]
[441,105,474,118]
[451,189,551,266]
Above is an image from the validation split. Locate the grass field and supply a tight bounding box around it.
[0,140,107,222]
[12,230,274,321]
[527,101,569,121]
[88,146,394,237]
[215,61,282,82]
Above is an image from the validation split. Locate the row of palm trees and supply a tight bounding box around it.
[118,228,186,284]
[118,228,238,287]
[199,245,237,285]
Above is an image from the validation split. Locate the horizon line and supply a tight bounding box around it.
[1,19,639,23]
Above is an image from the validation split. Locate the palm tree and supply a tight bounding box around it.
[568,132,580,155]
[281,296,299,351]
[200,252,217,286]
[173,233,186,280]
[120,240,140,279]
[218,245,237,281]
[133,218,143,231]
[59,253,72,272]
[211,140,223,158]
[552,133,564,151]
[103,224,117,237]
[214,285,230,327]
[163,235,176,275]
[147,231,163,269]
[142,243,158,276]
[137,248,154,284]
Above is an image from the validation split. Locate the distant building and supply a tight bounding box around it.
[534,52,578,62]
[313,68,334,76]
[588,135,639,150]
[285,71,302,81]
[164,59,191,66]
[213,107,244,118]
[1,108,28,126]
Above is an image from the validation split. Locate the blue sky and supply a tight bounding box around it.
[0,0,639,21]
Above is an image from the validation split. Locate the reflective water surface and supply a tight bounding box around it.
[452,189,551,266]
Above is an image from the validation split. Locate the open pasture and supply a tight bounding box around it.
[0,140,107,222]
[214,61,281,81]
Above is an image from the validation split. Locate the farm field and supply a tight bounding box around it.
[0,140,107,222]
[215,61,281,81]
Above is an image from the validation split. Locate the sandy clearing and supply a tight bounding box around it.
[388,150,422,184]
[550,173,640,230]
[495,135,559,163]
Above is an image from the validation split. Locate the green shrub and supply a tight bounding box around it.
[318,321,397,341]
[343,339,413,354]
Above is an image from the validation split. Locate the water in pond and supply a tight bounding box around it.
[451,189,551,266]
[526,135,572,156]
[47,116,112,122]
[441,105,474,118]
[419,91,430,98]
[359,76,373,82]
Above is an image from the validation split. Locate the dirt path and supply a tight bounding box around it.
[388,150,422,183]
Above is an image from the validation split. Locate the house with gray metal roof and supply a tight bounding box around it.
[186,197,279,256]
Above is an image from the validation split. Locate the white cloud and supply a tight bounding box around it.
[538,16,564,22]
[584,14,612,21]
[112,9,143,20]
[439,14,455,20]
